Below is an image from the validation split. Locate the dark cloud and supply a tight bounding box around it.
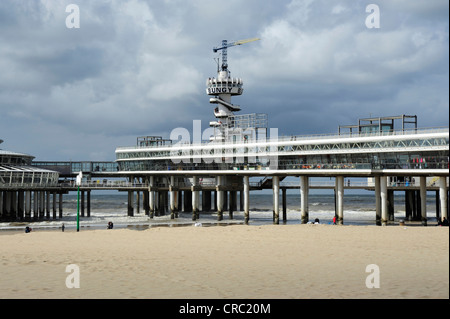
[0,0,448,161]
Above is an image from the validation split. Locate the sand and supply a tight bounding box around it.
[0,224,448,299]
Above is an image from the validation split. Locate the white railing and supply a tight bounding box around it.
[116,127,449,151]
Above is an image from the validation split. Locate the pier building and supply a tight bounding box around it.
[113,39,449,226]
[0,139,60,220]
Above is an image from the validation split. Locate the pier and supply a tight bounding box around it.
[1,40,449,227]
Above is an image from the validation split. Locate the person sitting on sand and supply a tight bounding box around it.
[107,221,114,229]
[442,217,449,226]
[314,218,320,224]
[25,226,32,233]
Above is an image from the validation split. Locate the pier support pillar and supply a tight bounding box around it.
[178,190,183,214]
[149,176,155,218]
[80,191,85,218]
[39,191,45,219]
[388,190,395,221]
[336,176,344,225]
[192,176,199,221]
[170,176,176,220]
[439,176,448,222]
[52,192,57,220]
[33,191,38,220]
[25,191,31,220]
[300,176,309,224]
[46,191,51,219]
[380,176,388,226]
[87,190,91,218]
[405,190,412,221]
[18,191,25,220]
[127,191,134,216]
[273,176,280,225]
[143,190,149,216]
[420,176,427,226]
[282,188,287,223]
[136,191,140,215]
[217,176,224,221]
[59,193,63,219]
[375,176,381,225]
[243,176,250,224]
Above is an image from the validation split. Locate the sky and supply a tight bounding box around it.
[0,0,448,162]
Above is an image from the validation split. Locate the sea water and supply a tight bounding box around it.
[0,191,440,232]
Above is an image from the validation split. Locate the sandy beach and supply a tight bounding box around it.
[0,224,448,299]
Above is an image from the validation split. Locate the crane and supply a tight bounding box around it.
[213,38,260,72]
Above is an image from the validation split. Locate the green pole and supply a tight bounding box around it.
[77,186,80,232]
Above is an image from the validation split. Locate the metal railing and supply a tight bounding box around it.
[115,127,449,151]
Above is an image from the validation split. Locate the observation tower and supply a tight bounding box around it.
[206,38,263,142]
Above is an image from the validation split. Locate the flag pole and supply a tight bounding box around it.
[76,171,82,232]
[77,186,80,232]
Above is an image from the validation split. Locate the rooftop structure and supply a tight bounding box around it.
[0,139,59,189]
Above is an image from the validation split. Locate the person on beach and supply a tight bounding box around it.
[25,226,32,233]
[314,218,320,224]
[442,217,449,226]
[333,216,337,225]
[62,223,65,232]
[107,221,114,229]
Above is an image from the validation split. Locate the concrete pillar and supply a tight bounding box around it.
[136,191,140,215]
[25,191,31,220]
[52,192,57,220]
[388,190,394,221]
[243,176,250,224]
[420,176,427,226]
[435,190,440,221]
[87,190,91,217]
[192,176,199,221]
[38,191,44,219]
[149,176,155,218]
[239,191,244,212]
[143,190,149,216]
[217,176,224,221]
[170,176,176,220]
[336,176,344,225]
[273,176,280,224]
[375,176,381,226]
[128,191,134,216]
[178,190,183,214]
[59,193,63,219]
[33,191,38,220]
[18,191,25,220]
[439,176,448,221]
[380,176,388,226]
[282,188,287,223]
[46,191,51,219]
[11,191,17,220]
[300,176,309,224]
[405,190,412,221]
[80,191,85,218]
